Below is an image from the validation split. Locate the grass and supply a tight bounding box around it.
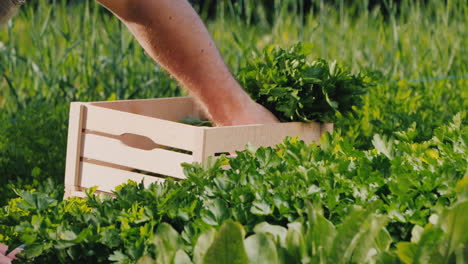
[1,0,466,109]
[0,0,183,112]
[0,0,466,203]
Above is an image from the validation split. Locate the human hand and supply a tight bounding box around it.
[228,100,279,126]
[0,244,23,264]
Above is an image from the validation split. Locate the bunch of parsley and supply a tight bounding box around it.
[237,43,370,123]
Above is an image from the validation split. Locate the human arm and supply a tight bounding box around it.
[0,0,25,25]
[95,0,278,126]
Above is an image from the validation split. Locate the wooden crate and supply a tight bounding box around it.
[64,97,333,198]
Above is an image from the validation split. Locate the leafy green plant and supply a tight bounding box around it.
[117,189,468,264]
[396,175,468,264]
[237,43,370,123]
[1,114,465,263]
[133,203,393,264]
[179,116,213,127]
[0,101,68,205]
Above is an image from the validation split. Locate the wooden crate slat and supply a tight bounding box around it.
[90,96,197,121]
[79,162,165,193]
[203,122,322,154]
[82,133,190,179]
[65,188,87,199]
[83,104,199,151]
[64,184,113,199]
[64,103,85,187]
[321,123,334,135]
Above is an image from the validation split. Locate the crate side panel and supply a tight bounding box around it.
[63,187,87,199]
[82,133,190,179]
[90,97,196,121]
[320,123,334,135]
[80,162,165,193]
[83,104,198,151]
[64,103,86,187]
[204,122,321,154]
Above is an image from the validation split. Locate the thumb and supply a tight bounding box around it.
[6,246,23,260]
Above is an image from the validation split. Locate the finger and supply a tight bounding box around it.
[6,247,23,259]
[0,244,8,256]
[0,254,13,264]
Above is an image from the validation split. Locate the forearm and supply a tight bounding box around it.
[96,0,250,124]
[0,0,25,25]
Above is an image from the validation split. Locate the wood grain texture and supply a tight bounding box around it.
[90,97,196,121]
[83,104,200,151]
[79,162,165,193]
[192,128,208,163]
[63,185,78,199]
[81,133,191,179]
[203,122,322,155]
[64,103,86,188]
[66,191,87,199]
[64,184,113,199]
[320,123,334,136]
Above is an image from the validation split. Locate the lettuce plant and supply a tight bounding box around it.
[237,43,370,123]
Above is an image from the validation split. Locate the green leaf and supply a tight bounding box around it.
[244,233,279,264]
[85,186,99,197]
[410,227,445,264]
[137,256,156,264]
[372,134,394,159]
[202,220,249,264]
[154,223,185,264]
[352,215,389,263]
[396,242,417,264]
[440,201,468,255]
[173,249,192,264]
[101,228,121,248]
[253,222,288,246]
[410,225,425,243]
[109,250,130,263]
[375,252,401,264]
[193,228,216,264]
[455,174,468,201]
[329,206,375,263]
[305,202,336,257]
[375,228,393,252]
[21,242,52,258]
[285,222,306,261]
[250,200,272,216]
[201,199,229,226]
[17,192,57,211]
[324,88,339,109]
[59,230,77,241]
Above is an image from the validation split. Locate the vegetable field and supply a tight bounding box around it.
[0,0,467,263]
